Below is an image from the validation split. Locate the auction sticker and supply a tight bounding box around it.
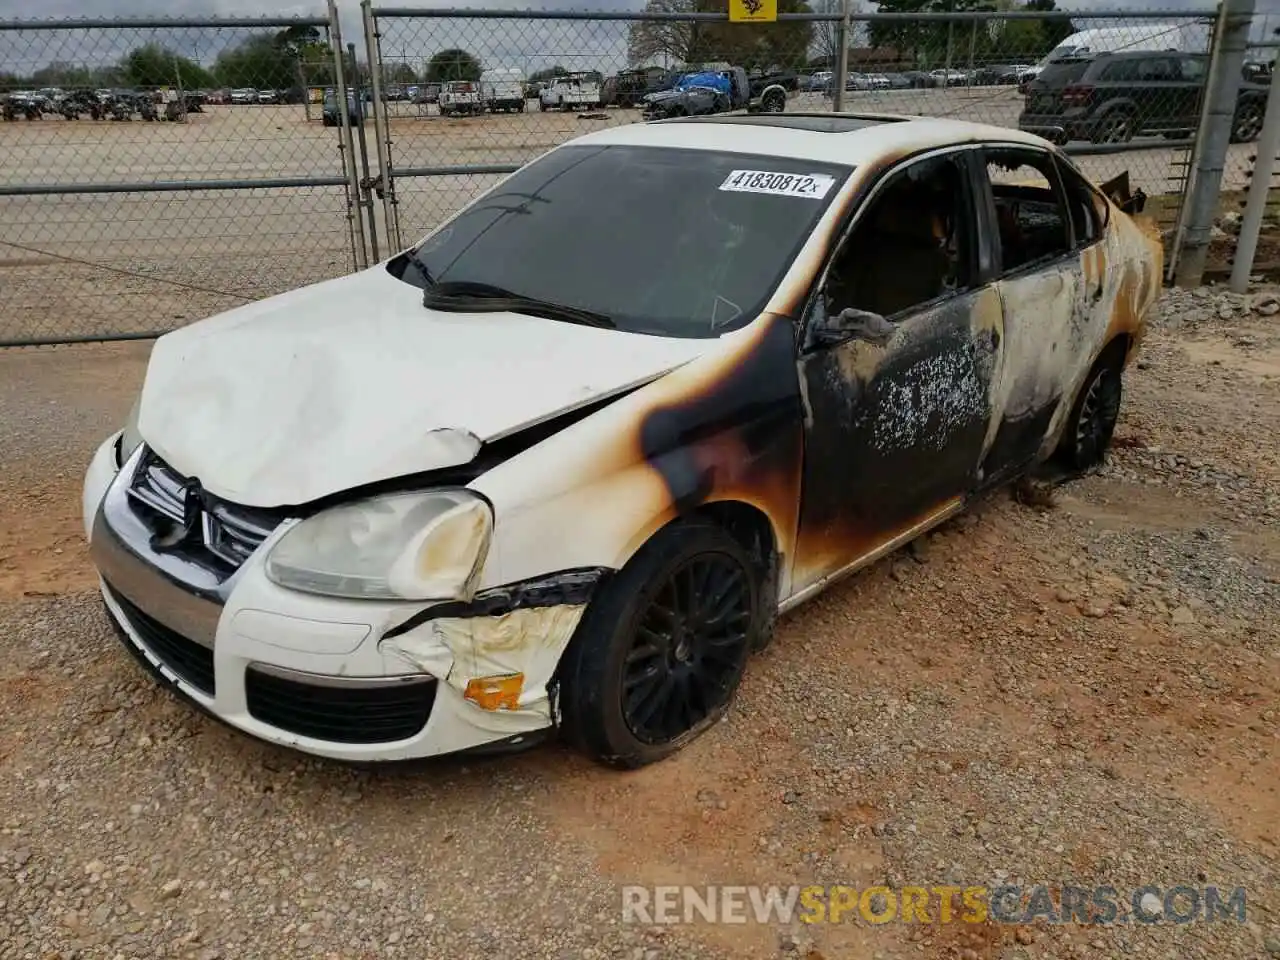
[719,170,836,199]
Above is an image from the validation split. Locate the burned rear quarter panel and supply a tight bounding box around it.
[1030,196,1162,461]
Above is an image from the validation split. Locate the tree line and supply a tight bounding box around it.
[0,26,336,92]
[626,0,1075,70]
[3,0,1077,96]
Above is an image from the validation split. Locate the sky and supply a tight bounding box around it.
[2,0,1278,80]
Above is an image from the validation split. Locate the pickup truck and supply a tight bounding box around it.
[538,75,602,111]
[438,80,483,117]
[640,66,789,120]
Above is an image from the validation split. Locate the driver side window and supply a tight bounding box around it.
[821,152,974,320]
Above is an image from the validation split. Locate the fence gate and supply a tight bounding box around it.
[0,11,368,347]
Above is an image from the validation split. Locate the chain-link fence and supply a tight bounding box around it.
[0,13,370,346]
[364,5,1236,256]
[4,4,1274,347]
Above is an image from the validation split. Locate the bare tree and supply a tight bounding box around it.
[627,0,704,66]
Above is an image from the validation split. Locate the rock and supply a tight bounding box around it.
[1264,932,1280,958]
[782,790,800,805]
[1253,294,1280,317]
[1171,606,1197,626]
[160,879,183,899]
[1015,927,1036,945]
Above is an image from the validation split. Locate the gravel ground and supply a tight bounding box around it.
[0,288,1278,960]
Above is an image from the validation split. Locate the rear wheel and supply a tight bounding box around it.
[1231,100,1264,143]
[1092,111,1135,144]
[557,519,761,769]
[762,89,786,112]
[1056,348,1124,471]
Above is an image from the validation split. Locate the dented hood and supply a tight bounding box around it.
[135,267,712,507]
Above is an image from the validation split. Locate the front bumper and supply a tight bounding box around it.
[83,437,600,762]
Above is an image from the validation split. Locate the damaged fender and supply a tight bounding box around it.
[380,569,607,732]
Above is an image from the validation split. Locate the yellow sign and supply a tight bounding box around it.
[729,0,777,22]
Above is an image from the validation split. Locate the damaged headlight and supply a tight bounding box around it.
[265,489,493,602]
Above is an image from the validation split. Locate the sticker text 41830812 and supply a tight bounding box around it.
[719,170,837,199]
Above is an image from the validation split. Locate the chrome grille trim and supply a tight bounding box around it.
[125,446,280,569]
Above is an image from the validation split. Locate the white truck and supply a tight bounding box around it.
[538,74,602,112]
[481,68,527,113]
[438,80,483,117]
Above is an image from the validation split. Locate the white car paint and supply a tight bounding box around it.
[83,115,1160,763]
[136,267,712,507]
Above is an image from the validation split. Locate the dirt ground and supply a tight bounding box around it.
[0,285,1277,960]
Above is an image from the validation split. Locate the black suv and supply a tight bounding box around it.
[1018,51,1267,145]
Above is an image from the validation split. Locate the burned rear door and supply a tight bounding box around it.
[791,148,1002,595]
[977,145,1100,485]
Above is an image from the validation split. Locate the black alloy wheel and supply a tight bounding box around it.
[557,519,762,768]
[621,553,752,745]
[1232,101,1264,143]
[1058,353,1124,471]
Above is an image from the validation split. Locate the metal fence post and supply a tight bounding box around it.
[1175,0,1255,287]
[1229,54,1280,292]
[362,0,403,253]
[834,0,851,111]
[328,0,371,270]
[348,41,381,264]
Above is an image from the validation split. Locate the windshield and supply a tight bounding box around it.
[399,144,850,338]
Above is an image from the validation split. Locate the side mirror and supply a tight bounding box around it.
[814,307,896,347]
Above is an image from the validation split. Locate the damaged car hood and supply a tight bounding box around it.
[135,267,714,507]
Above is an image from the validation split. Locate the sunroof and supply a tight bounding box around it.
[662,113,908,133]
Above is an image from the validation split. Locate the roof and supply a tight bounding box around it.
[569,113,1055,166]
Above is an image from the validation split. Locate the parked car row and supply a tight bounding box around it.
[1,86,205,121]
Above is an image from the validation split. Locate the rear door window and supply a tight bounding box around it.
[1101,59,1140,82]
[1039,58,1092,87]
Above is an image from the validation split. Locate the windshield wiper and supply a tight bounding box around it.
[422,280,616,329]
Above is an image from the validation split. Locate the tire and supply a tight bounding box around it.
[1231,100,1264,143]
[539,101,548,112]
[762,89,786,113]
[1091,111,1135,144]
[1055,346,1124,471]
[557,518,762,769]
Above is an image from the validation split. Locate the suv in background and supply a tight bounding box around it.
[1019,50,1268,145]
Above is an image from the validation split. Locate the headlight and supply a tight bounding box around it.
[265,489,492,601]
[120,396,143,463]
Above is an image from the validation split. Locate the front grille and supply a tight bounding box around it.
[107,585,216,696]
[244,668,436,744]
[127,447,278,570]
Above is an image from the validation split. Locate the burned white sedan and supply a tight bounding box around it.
[83,113,1162,767]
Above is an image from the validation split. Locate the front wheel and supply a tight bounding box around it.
[557,519,761,769]
[1231,100,1264,143]
[1056,349,1124,471]
[762,89,786,112]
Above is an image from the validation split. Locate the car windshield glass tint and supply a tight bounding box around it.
[405,144,851,338]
